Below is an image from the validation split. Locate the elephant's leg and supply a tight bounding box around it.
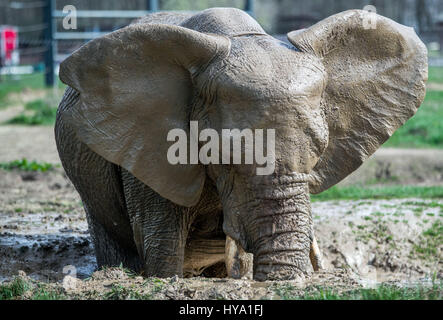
[55,88,142,271]
[121,169,195,277]
[83,203,143,271]
[309,235,323,271]
[59,148,142,270]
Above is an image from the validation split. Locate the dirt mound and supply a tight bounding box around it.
[54,267,363,300]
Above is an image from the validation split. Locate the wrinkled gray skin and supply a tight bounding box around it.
[55,8,427,281]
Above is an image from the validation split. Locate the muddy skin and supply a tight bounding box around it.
[54,8,426,281]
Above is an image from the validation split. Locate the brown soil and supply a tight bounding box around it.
[0,125,60,163]
[34,267,365,300]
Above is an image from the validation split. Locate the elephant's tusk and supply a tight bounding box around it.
[225,235,253,279]
[309,235,324,271]
[225,235,238,278]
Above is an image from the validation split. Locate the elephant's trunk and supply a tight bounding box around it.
[242,177,313,281]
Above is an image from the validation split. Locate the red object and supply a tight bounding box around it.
[1,26,18,66]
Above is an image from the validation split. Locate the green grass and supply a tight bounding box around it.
[0,277,30,300]
[413,220,443,260]
[382,66,443,148]
[311,185,443,202]
[0,71,66,106]
[274,282,442,300]
[0,278,65,300]
[402,200,443,209]
[102,284,146,300]
[383,90,443,148]
[428,66,443,83]
[102,278,164,300]
[0,158,55,172]
[30,285,65,300]
[6,99,57,125]
[0,72,46,108]
[148,277,165,294]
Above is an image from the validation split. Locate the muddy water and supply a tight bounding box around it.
[0,169,96,282]
[0,233,95,282]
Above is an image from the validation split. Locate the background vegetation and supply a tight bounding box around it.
[383,68,443,148]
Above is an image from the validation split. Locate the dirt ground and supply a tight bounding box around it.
[0,125,442,299]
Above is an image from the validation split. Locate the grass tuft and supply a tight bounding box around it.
[31,285,65,300]
[103,283,152,300]
[0,158,55,172]
[273,281,442,300]
[6,99,57,125]
[0,277,30,300]
[413,220,443,260]
[311,185,443,202]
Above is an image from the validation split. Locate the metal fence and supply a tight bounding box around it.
[3,0,440,87]
[1,0,255,87]
[48,0,255,86]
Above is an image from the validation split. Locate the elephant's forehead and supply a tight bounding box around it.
[218,37,326,101]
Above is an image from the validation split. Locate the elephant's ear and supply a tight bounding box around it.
[287,10,427,194]
[59,24,230,207]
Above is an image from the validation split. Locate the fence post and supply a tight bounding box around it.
[147,0,159,12]
[244,0,255,16]
[44,0,55,87]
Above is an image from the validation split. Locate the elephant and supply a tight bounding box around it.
[55,8,427,281]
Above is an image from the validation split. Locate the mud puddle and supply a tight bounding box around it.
[0,233,95,282]
[0,168,95,282]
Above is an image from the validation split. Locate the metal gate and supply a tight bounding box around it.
[45,0,255,86]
